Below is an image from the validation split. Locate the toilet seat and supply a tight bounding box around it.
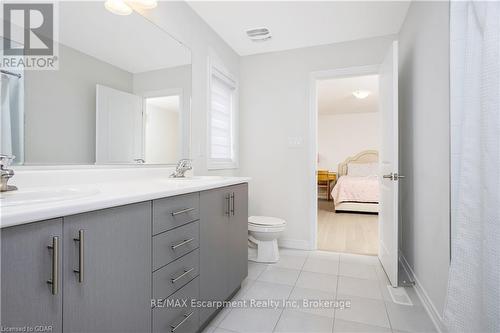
[248,216,286,227]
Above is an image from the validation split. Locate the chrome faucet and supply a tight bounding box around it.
[0,154,18,192]
[170,159,193,178]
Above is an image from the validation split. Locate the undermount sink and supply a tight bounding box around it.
[0,187,100,207]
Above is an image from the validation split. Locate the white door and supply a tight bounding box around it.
[96,85,143,164]
[378,41,400,287]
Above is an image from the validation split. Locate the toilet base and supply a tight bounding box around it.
[248,236,280,263]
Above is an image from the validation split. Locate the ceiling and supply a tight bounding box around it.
[187,1,410,56]
[318,75,379,115]
[58,2,191,73]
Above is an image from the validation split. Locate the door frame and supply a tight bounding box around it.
[307,64,380,250]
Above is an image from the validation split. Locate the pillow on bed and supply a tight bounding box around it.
[347,162,378,177]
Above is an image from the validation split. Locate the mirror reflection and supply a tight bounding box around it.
[1,1,192,165]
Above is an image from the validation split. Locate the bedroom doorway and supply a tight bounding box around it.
[315,73,381,256]
[310,42,401,287]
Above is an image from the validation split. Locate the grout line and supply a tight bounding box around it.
[271,252,307,332]
[332,257,341,333]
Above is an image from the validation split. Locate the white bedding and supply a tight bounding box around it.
[331,175,380,204]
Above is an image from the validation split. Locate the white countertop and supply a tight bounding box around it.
[0,176,250,228]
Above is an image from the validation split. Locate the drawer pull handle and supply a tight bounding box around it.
[170,311,194,332]
[171,238,194,250]
[73,230,84,283]
[47,236,59,295]
[171,207,195,216]
[171,267,195,283]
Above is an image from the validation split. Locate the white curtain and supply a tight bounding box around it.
[445,1,500,332]
[0,71,24,164]
[1,74,13,156]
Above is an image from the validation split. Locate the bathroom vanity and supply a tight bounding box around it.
[1,175,249,333]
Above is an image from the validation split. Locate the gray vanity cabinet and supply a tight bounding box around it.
[62,202,151,333]
[1,219,63,333]
[199,183,248,324]
[227,183,249,294]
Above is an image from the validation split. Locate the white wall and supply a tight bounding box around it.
[24,43,133,164]
[239,36,394,249]
[398,0,450,318]
[137,2,240,175]
[318,112,380,171]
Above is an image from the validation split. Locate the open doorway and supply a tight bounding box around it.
[143,95,181,164]
[315,74,380,256]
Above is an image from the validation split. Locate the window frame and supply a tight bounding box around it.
[207,63,238,170]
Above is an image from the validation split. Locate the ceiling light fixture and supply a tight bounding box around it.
[246,27,272,42]
[104,0,133,15]
[131,0,158,9]
[352,90,371,99]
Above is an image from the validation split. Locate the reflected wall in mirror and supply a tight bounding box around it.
[0,1,192,165]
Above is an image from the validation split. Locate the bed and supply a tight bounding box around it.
[331,150,379,213]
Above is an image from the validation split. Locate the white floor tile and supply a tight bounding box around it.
[241,281,293,306]
[308,250,341,261]
[207,307,232,328]
[333,319,392,333]
[302,257,339,275]
[213,328,239,333]
[338,261,378,280]
[337,276,383,300]
[274,254,308,270]
[340,253,380,266]
[248,262,268,280]
[335,294,390,328]
[274,309,334,333]
[295,271,338,294]
[288,286,336,318]
[257,266,300,286]
[218,308,282,333]
[279,248,310,257]
[385,302,436,332]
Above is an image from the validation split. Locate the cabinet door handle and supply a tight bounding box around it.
[171,267,195,283]
[170,311,194,332]
[73,230,84,283]
[46,236,59,295]
[230,192,235,216]
[225,193,230,216]
[171,207,195,216]
[171,238,194,250]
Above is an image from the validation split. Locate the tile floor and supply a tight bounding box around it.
[202,249,436,333]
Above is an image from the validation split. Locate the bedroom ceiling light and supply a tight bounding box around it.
[246,27,272,42]
[352,90,371,99]
[104,0,133,15]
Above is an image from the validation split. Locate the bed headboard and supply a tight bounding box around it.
[338,150,378,177]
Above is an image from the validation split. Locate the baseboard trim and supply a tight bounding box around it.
[278,238,311,250]
[399,253,447,333]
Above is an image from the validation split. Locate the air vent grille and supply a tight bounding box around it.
[246,27,271,42]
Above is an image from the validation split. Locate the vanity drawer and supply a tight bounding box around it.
[153,221,199,271]
[153,249,199,300]
[153,193,200,236]
[152,277,200,333]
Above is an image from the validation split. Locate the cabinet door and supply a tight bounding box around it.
[227,183,249,294]
[63,202,151,333]
[1,219,63,333]
[199,187,230,324]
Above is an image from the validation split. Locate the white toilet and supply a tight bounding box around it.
[247,216,286,263]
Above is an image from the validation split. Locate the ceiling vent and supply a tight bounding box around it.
[246,27,272,42]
